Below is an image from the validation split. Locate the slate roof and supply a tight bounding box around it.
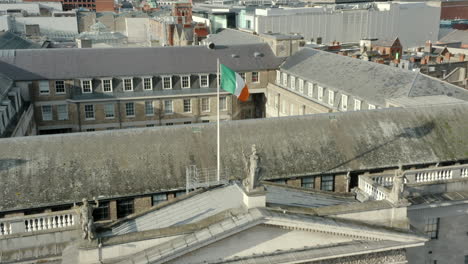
[0,73,14,99]
[439,29,468,45]
[0,32,41,50]
[204,28,263,46]
[0,44,284,81]
[280,48,468,105]
[1,104,468,211]
[408,191,468,206]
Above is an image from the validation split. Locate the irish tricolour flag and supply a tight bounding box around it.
[221,64,250,102]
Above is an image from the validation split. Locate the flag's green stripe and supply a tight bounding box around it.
[221,64,236,94]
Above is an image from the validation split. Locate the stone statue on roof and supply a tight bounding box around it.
[79,197,99,241]
[389,164,408,206]
[244,144,260,191]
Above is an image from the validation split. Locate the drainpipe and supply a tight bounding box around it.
[117,100,122,129]
[77,102,82,132]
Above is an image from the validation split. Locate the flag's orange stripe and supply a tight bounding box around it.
[238,85,249,102]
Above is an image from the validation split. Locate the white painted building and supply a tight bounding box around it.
[241,1,441,48]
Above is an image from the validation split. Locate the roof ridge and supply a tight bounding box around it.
[406,71,420,97]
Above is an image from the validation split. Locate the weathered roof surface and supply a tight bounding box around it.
[0,73,14,98]
[439,29,468,45]
[1,104,468,211]
[281,48,468,105]
[408,191,468,206]
[0,32,41,50]
[204,28,263,46]
[0,43,283,81]
[264,182,356,208]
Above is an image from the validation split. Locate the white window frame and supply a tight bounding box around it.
[125,102,135,117]
[84,104,95,120]
[104,103,115,119]
[162,76,172,90]
[57,104,68,120]
[41,105,52,121]
[341,94,348,111]
[290,76,296,90]
[354,99,361,111]
[145,101,154,116]
[201,97,210,112]
[101,79,113,93]
[282,73,287,86]
[143,77,153,91]
[368,104,376,110]
[328,91,334,106]
[55,80,65,94]
[164,100,173,114]
[307,83,313,97]
[183,99,192,113]
[180,75,191,89]
[298,79,304,94]
[81,79,92,94]
[276,70,281,84]
[39,80,50,95]
[220,96,227,111]
[122,78,133,92]
[251,72,259,83]
[318,86,323,101]
[199,74,209,88]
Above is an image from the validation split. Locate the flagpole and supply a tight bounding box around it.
[216,58,220,182]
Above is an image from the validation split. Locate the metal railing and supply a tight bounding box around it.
[186,165,229,193]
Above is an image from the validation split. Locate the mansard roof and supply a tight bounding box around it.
[1,104,468,211]
[0,43,284,81]
[280,48,468,105]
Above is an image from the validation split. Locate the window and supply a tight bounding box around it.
[301,177,314,188]
[424,218,439,239]
[152,193,167,206]
[84,104,95,120]
[282,73,287,86]
[341,94,348,111]
[164,100,173,114]
[289,104,294,115]
[116,199,134,218]
[290,76,296,90]
[184,121,191,124]
[328,91,334,106]
[86,128,95,132]
[307,83,313,97]
[146,124,155,127]
[143,77,153,90]
[321,175,334,191]
[201,97,210,112]
[125,102,135,117]
[298,79,304,93]
[318,86,323,101]
[166,122,173,126]
[55,80,65,94]
[102,79,112,92]
[220,96,227,111]
[276,70,281,84]
[199,74,209,88]
[57,104,68,120]
[81,80,92,93]
[104,103,114,119]
[162,76,172,89]
[251,72,259,83]
[281,100,286,114]
[41,105,52,121]
[39,81,50,95]
[183,99,192,113]
[145,101,154,116]
[368,104,376,110]
[123,78,133,91]
[239,72,245,80]
[354,99,361,111]
[93,201,110,221]
[181,75,190,89]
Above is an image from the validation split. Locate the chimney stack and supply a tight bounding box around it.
[460,53,466,62]
[436,56,443,63]
[424,41,432,53]
[445,52,452,61]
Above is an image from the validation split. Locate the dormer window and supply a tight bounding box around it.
[122,78,133,91]
[341,94,348,111]
[181,75,191,89]
[199,74,209,88]
[143,77,153,90]
[162,76,172,90]
[354,99,361,111]
[290,76,295,90]
[318,86,323,101]
[328,91,334,106]
[298,79,304,93]
[81,79,92,94]
[102,79,113,92]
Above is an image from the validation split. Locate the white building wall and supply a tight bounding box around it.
[125,17,150,44]
[13,16,78,36]
[406,203,468,264]
[254,2,440,48]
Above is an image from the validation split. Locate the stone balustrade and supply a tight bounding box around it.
[0,210,77,238]
[359,175,389,201]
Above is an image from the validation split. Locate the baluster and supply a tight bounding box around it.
[59,215,63,228]
[449,170,453,179]
[64,215,69,226]
[70,215,74,226]
[8,223,12,235]
[1,223,4,235]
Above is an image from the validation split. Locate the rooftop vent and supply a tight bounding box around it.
[207,42,215,49]
[254,52,263,58]
[231,54,239,58]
